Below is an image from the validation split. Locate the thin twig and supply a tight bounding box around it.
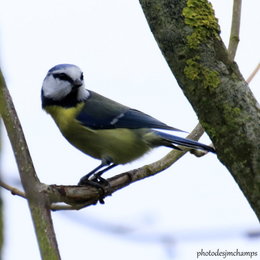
[228,0,242,60]
[0,180,90,210]
[0,181,26,199]
[247,63,260,84]
[51,203,89,211]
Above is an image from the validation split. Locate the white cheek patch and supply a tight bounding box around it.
[77,85,90,101]
[42,76,72,100]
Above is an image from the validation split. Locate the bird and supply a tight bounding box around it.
[41,64,215,186]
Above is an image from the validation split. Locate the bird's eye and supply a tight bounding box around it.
[53,72,73,83]
[80,73,84,81]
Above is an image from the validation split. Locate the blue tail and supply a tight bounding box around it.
[154,131,215,153]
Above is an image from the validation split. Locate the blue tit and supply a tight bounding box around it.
[41,64,215,185]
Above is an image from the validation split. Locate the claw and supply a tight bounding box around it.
[77,178,107,204]
[77,160,117,204]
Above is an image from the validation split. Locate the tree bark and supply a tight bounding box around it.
[139,0,260,220]
[0,71,61,259]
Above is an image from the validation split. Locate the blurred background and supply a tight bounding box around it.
[0,0,259,259]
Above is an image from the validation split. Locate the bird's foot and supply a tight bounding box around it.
[90,175,110,186]
[78,175,111,204]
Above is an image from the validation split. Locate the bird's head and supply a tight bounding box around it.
[42,64,89,106]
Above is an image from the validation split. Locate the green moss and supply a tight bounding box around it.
[223,104,241,117]
[182,0,220,49]
[222,104,242,131]
[201,105,241,142]
[186,30,208,49]
[184,56,220,90]
[184,56,201,80]
[202,68,220,89]
[200,121,217,139]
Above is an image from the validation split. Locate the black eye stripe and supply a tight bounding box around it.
[80,73,84,80]
[53,73,74,84]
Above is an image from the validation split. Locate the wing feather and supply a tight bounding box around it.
[76,91,182,131]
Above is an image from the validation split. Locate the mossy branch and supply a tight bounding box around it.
[192,0,243,157]
[139,0,260,220]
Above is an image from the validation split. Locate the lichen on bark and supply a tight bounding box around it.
[139,0,260,219]
[184,56,220,92]
[182,0,220,49]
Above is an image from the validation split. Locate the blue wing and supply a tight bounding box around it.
[76,91,182,131]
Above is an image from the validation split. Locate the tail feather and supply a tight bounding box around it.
[154,131,216,153]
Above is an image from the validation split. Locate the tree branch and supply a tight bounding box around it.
[228,0,242,60]
[139,0,260,220]
[192,62,260,158]
[193,0,243,157]
[247,63,260,84]
[0,70,61,260]
[0,124,205,210]
[0,180,26,199]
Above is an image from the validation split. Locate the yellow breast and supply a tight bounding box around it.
[44,103,85,131]
[44,103,151,164]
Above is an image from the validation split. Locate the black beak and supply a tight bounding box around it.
[73,79,83,88]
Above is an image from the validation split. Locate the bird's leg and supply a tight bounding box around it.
[78,159,116,186]
[79,163,107,184]
[77,161,109,204]
[91,163,117,185]
[78,160,117,204]
[78,162,107,185]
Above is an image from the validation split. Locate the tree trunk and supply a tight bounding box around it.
[139,0,260,220]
